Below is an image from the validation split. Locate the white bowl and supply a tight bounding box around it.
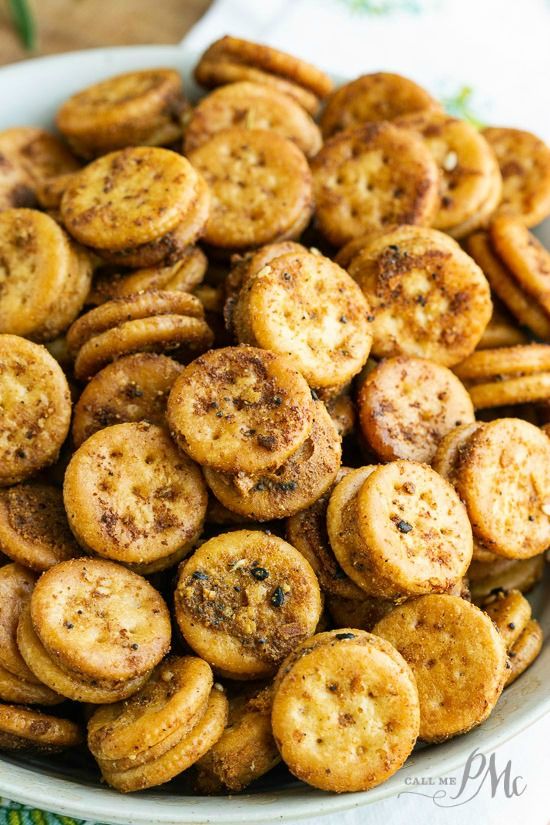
[0,43,549,825]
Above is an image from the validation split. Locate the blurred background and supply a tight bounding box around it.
[0,0,212,64]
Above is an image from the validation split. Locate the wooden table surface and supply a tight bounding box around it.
[0,0,212,65]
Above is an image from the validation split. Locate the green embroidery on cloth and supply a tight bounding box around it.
[337,0,430,14]
[0,801,98,825]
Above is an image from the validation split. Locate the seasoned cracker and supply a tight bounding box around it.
[271,629,419,792]
[311,122,439,247]
[188,128,313,251]
[0,335,71,487]
[483,126,550,226]
[64,422,207,569]
[29,558,171,682]
[455,418,550,558]
[184,81,322,157]
[490,216,550,314]
[0,208,93,341]
[167,346,314,475]
[88,247,207,305]
[234,250,372,390]
[204,398,341,521]
[174,530,322,678]
[57,69,188,158]
[0,484,80,571]
[358,356,474,463]
[72,353,183,447]
[61,147,203,250]
[466,231,550,341]
[0,704,82,752]
[506,619,543,686]
[99,687,227,792]
[327,461,472,599]
[321,72,439,138]
[348,226,492,366]
[374,594,507,741]
[88,656,213,767]
[395,111,500,233]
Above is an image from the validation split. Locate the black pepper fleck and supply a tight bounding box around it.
[251,566,269,581]
[397,520,413,533]
[271,586,285,607]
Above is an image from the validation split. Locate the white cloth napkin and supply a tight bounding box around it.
[181,1,550,822]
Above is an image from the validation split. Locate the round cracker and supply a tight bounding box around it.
[506,619,543,686]
[29,558,171,682]
[0,126,79,211]
[395,111,499,231]
[374,594,507,741]
[88,247,207,305]
[203,398,341,521]
[57,68,187,158]
[327,461,472,599]
[184,81,322,157]
[455,418,550,558]
[349,226,492,366]
[67,290,204,355]
[0,704,82,751]
[0,661,63,706]
[167,346,314,475]
[311,122,439,247]
[174,530,322,678]
[188,128,313,251]
[271,628,419,792]
[194,36,332,102]
[17,607,150,703]
[93,178,210,268]
[0,563,37,682]
[73,314,214,380]
[72,353,184,447]
[482,126,550,227]
[99,686,228,792]
[286,472,365,601]
[465,232,550,341]
[64,422,207,568]
[195,684,279,792]
[0,484,80,571]
[61,147,201,250]
[234,250,372,390]
[358,356,474,463]
[321,71,439,138]
[490,216,550,315]
[454,344,550,381]
[0,335,71,487]
[88,656,213,765]
[0,208,92,341]
[467,373,550,409]
[481,588,531,649]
